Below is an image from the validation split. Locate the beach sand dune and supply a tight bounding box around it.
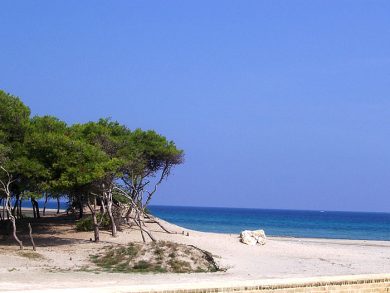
[0,214,389,292]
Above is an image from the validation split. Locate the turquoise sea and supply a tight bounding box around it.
[23,201,390,241]
[149,205,390,241]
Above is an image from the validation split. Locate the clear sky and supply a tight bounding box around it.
[1,1,390,212]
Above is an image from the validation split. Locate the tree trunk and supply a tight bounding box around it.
[0,167,22,249]
[18,199,22,219]
[92,212,99,242]
[106,190,117,237]
[31,198,40,219]
[125,206,132,223]
[107,203,117,237]
[77,195,83,219]
[136,212,146,242]
[43,193,48,216]
[56,197,60,214]
[143,213,175,234]
[11,215,23,249]
[31,199,36,219]
[5,199,23,249]
[7,200,11,220]
[12,195,19,218]
[2,198,6,221]
[135,211,155,242]
[86,199,100,242]
[33,199,40,219]
[28,223,36,251]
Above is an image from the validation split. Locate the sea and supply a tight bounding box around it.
[149,205,390,241]
[21,200,390,241]
[20,199,68,211]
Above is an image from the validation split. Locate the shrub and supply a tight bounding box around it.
[90,241,220,273]
[75,213,110,231]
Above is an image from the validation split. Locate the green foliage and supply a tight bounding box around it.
[0,144,9,166]
[0,90,30,145]
[0,91,31,187]
[120,128,184,176]
[112,190,128,204]
[0,89,184,243]
[75,213,110,231]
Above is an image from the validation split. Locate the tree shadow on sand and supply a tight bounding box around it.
[0,214,89,247]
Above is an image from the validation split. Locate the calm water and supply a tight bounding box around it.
[20,199,68,211]
[149,205,390,241]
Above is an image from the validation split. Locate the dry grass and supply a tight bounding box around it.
[90,241,219,273]
[17,251,44,260]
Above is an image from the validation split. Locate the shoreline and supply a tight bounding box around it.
[13,208,390,243]
[177,230,390,243]
[268,235,390,245]
[154,218,390,243]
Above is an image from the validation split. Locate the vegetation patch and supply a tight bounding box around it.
[91,241,219,273]
[75,213,111,232]
[17,251,44,260]
[8,268,18,272]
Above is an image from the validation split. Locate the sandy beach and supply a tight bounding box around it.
[1,214,390,292]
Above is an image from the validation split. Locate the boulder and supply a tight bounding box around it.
[240,229,266,245]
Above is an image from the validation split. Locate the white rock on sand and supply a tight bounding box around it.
[240,229,267,245]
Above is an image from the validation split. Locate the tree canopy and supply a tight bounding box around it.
[0,90,184,246]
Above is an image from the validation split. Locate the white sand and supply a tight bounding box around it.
[0,216,390,292]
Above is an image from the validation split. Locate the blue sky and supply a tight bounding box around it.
[1,1,390,212]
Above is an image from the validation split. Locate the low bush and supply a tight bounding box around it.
[75,213,110,232]
[90,241,220,273]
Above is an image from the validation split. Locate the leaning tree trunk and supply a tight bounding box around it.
[143,212,175,234]
[0,167,23,249]
[5,199,23,249]
[113,185,157,242]
[137,216,155,242]
[28,223,36,251]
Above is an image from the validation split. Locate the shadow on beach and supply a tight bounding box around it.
[0,213,88,247]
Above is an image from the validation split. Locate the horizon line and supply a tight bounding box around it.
[149,204,390,214]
